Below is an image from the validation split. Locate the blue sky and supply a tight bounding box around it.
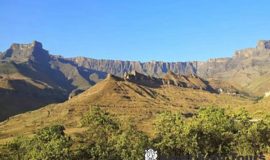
[1,0,270,62]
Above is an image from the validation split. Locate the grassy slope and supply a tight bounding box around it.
[243,73,270,96]
[0,61,66,121]
[0,76,255,143]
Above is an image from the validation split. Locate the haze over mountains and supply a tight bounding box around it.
[0,40,270,121]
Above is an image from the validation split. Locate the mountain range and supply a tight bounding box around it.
[0,40,270,121]
[68,40,270,96]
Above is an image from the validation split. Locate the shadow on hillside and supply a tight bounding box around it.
[0,79,66,122]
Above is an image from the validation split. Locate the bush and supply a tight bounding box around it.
[154,107,270,158]
[76,107,149,160]
[233,110,270,155]
[5,125,72,160]
[81,107,119,130]
[153,111,186,157]
[113,125,149,160]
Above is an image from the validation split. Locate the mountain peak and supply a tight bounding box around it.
[3,41,49,63]
[10,40,43,50]
[105,73,123,81]
[32,40,43,48]
[257,40,270,49]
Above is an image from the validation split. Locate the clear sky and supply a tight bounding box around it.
[1,0,270,62]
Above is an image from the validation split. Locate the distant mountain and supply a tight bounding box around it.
[0,41,106,120]
[0,41,107,90]
[68,40,270,96]
[196,40,270,96]
[2,40,270,96]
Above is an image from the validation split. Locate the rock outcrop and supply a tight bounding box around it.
[257,40,270,50]
[1,41,50,63]
[162,71,216,92]
[124,70,163,87]
[123,70,217,92]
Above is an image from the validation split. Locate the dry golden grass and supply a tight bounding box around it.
[0,75,264,143]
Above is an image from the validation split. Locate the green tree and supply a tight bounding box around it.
[77,107,150,160]
[233,110,270,155]
[154,108,236,158]
[81,107,119,130]
[188,107,235,156]
[26,125,72,160]
[113,125,149,160]
[153,111,187,157]
[4,136,30,160]
[154,107,270,157]
[6,125,72,160]
[77,107,120,160]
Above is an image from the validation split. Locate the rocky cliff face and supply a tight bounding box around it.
[195,41,270,95]
[69,57,197,78]
[1,41,50,63]
[0,41,107,120]
[67,41,270,80]
[121,70,220,93]
[1,40,270,96]
[0,41,107,92]
[257,40,270,49]
[66,40,270,96]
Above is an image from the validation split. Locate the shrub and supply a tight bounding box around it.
[77,107,149,160]
[6,125,72,160]
[154,107,270,158]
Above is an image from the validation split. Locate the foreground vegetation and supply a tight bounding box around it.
[1,107,270,159]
